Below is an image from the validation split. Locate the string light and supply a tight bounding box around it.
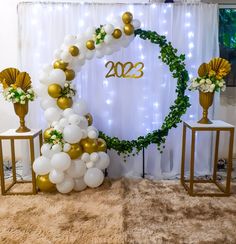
[188,42,194,49]
[188,31,194,38]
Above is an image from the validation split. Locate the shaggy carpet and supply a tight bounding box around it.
[0,178,236,244]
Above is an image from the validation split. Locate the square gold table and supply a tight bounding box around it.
[181,120,234,197]
[0,129,42,195]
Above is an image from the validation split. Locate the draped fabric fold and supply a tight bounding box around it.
[18,2,219,179]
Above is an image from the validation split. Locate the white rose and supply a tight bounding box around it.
[222,85,226,92]
[20,100,26,104]
[20,95,26,100]
[218,82,224,87]
[192,82,199,88]
[206,79,212,85]
[199,79,205,85]
[51,135,57,140]
[15,98,20,102]
[210,84,215,91]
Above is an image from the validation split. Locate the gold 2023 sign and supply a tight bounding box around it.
[105,61,144,79]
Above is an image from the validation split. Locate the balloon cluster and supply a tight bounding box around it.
[33,12,141,194]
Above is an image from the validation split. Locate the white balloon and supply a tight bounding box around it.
[104,35,113,44]
[42,64,52,73]
[81,129,88,139]
[104,24,114,34]
[64,35,76,45]
[59,118,69,127]
[33,156,51,175]
[86,161,94,168]
[40,98,56,110]
[66,159,87,178]
[41,144,53,158]
[51,121,59,127]
[87,126,98,132]
[60,50,72,63]
[84,168,104,188]
[56,175,74,194]
[54,125,63,132]
[73,99,88,115]
[85,51,95,60]
[78,117,88,129]
[35,84,48,97]
[74,177,87,191]
[51,152,71,171]
[81,153,90,162]
[95,152,110,170]
[51,144,62,153]
[63,124,82,144]
[63,143,71,152]
[53,49,62,59]
[90,152,99,162]
[39,71,49,85]
[44,107,61,123]
[104,46,113,55]
[85,27,96,37]
[49,169,65,184]
[68,114,81,124]
[95,50,104,59]
[49,69,66,86]
[88,130,98,139]
[62,108,74,118]
[132,19,141,29]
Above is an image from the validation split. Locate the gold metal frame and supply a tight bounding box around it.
[0,130,42,195]
[181,122,234,197]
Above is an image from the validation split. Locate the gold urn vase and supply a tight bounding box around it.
[13,101,30,133]
[198,91,214,124]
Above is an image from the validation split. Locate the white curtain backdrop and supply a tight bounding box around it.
[17,2,219,179]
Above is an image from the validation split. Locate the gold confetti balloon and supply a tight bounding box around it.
[86,40,95,50]
[112,29,122,39]
[67,143,83,159]
[43,128,52,140]
[69,45,80,56]
[122,12,133,24]
[57,97,73,110]
[65,69,75,81]
[85,113,93,126]
[123,24,134,36]
[80,138,98,154]
[36,174,56,192]
[48,84,62,98]
[53,60,68,70]
[97,138,107,152]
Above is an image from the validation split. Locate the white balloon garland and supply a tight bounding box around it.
[33,12,141,194]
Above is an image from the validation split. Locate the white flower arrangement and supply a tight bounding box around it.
[62,82,76,98]
[2,85,36,104]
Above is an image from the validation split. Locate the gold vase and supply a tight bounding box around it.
[13,101,30,133]
[198,91,214,124]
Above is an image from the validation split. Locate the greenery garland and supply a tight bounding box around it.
[99,29,190,158]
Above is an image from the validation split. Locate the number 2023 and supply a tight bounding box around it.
[105,61,144,79]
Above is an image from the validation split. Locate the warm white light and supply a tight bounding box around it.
[151,3,157,9]
[186,12,191,18]
[188,42,194,49]
[103,80,108,87]
[108,119,112,125]
[164,31,168,35]
[189,114,194,119]
[189,73,193,79]
[140,54,145,60]
[162,20,167,24]
[153,102,159,108]
[106,99,112,105]
[163,9,167,14]
[185,23,191,27]
[138,44,143,50]
[188,31,194,38]
[187,52,192,58]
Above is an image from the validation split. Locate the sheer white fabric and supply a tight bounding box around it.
[18,2,219,179]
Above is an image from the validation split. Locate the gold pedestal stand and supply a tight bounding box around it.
[181,120,234,197]
[0,129,42,195]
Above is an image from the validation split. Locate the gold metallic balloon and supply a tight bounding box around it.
[122,12,133,24]
[97,138,107,152]
[67,143,83,159]
[112,29,122,39]
[36,174,56,192]
[65,69,75,81]
[123,24,134,35]
[57,97,73,110]
[85,113,93,126]
[53,60,68,70]
[48,83,62,98]
[69,45,80,56]
[43,128,52,140]
[86,40,95,50]
[80,138,98,154]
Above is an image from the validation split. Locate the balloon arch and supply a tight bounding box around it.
[33,12,190,194]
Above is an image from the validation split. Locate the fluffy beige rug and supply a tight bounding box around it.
[0,178,236,244]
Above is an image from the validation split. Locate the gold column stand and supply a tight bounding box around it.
[181,120,234,197]
[0,129,42,195]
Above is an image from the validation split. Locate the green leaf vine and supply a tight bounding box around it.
[99,29,191,158]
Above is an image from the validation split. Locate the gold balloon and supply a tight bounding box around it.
[53,60,68,70]
[123,24,134,36]
[86,40,95,50]
[112,29,122,39]
[122,12,133,24]
[67,143,83,159]
[48,83,62,98]
[57,97,73,110]
[69,45,80,56]
[36,174,56,192]
[80,138,98,154]
[97,138,107,152]
[43,128,52,141]
[85,113,93,126]
[65,69,75,81]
